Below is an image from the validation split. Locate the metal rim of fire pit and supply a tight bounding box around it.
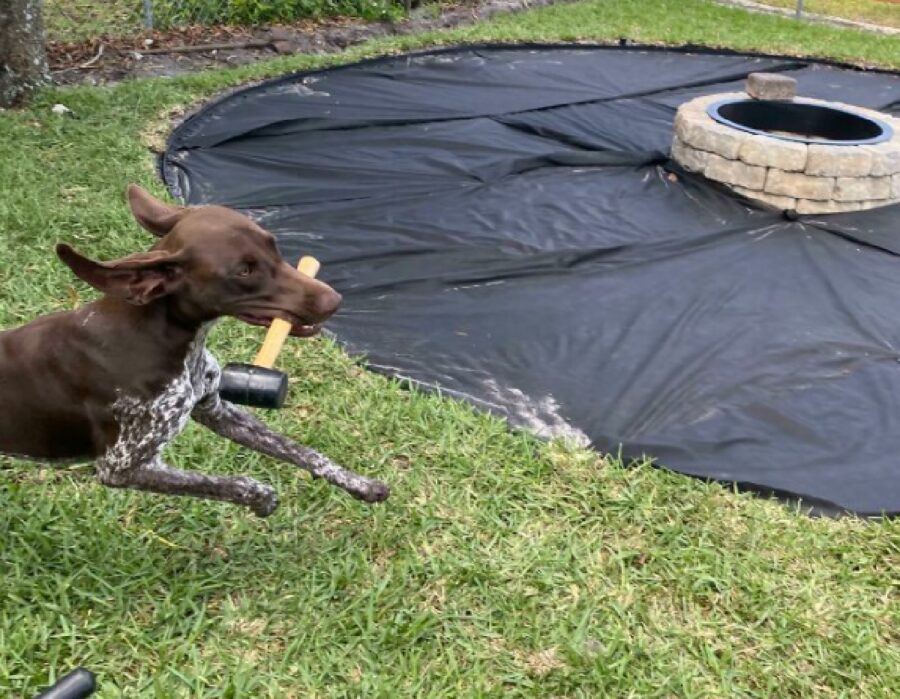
[707,98,894,147]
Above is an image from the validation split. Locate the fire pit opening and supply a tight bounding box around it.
[708,98,892,146]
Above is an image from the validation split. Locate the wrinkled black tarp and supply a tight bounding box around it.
[163,45,900,516]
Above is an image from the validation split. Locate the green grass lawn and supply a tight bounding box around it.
[2,0,900,696]
[757,0,900,29]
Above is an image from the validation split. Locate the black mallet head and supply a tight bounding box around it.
[218,363,289,409]
[34,667,96,699]
[217,256,322,409]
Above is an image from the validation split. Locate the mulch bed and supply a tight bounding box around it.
[46,0,572,86]
[47,18,366,85]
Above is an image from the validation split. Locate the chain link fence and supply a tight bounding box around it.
[45,0,403,43]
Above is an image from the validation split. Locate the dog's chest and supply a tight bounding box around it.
[101,332,221,472]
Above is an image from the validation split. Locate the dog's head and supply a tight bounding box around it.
[57,185,341,336]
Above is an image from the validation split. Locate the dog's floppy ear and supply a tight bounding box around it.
[56,243,185,305]
[126,184,187,238]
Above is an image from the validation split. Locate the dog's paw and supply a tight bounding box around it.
[251,490,279,517]
[240,480,279,517]
[361,479,391,503]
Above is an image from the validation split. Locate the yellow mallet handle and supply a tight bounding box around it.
[253,256,321,369]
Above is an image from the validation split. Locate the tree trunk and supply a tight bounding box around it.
[0,0,48,108]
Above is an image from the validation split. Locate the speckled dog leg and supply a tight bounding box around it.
[100,457,279,517]
[95,341,278,517]
[192,396,390,503]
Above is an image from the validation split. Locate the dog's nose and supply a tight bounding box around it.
[314,288,342,318]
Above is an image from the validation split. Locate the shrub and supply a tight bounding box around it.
[152,0,403,27]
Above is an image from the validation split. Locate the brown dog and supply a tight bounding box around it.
[0,185,389,515]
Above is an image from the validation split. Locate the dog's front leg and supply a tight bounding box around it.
[192,396,390,503]
[97,456,279,517]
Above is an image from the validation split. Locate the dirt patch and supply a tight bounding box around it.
[489,638,568,675]
[50,0,572,87]
[140,103,189,153]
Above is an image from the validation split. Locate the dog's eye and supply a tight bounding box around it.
[235,262,255,277]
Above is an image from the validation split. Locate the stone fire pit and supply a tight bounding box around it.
[671,73,900,214]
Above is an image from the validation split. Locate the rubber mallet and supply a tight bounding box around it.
[218,256,320,409]
[34,667,96,699]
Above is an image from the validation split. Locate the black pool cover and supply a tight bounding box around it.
[163,45,900,516]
